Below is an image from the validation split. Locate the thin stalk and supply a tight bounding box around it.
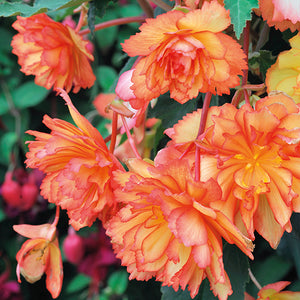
[79,16,146,36]
[248,268,262,290]
[150,0,173,11]
[109,111,118,153]
[51,206,60,228]
[175,0,181,5]
[195,92,212,182]
[242,21,251,105]
[137,0,154,18]
[75,7,87,32]
[121,115,142,159]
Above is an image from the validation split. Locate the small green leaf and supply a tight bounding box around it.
[224,0,258,39]
[0,132,17,165]
[0,93,9,115]
[66,274,91,293]
[0,0,90,17]
[12,81,49,109]
[96,65,118,92]
[108,270,128,295]
[249,50,276,80]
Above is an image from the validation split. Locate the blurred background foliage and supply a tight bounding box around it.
[0,0,299,299]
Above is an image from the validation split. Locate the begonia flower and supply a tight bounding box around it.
[259,0,300,32]
[107,158,253,300]
[11,13,95,93]
[266,33,300,103]
[121,0,247,110]
[247,281,300,300]
[162,93,300,248]
[25,90,123,230]
[13,223,63,299]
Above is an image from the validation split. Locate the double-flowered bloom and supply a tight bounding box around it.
[120,0,247,111]
[107,158,253,299]
[164,93,300,249]
[25,90,123,230]
[11,13,95,93]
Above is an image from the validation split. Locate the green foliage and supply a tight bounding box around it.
[249,50,276,80]
[96,66,118,92]
[0,0,91,17]
[65,273,91,293]
[107,270,129,294]
[224,0,258,39]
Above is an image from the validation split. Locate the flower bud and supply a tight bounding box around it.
[1,172,22,208]
[63,229,85,264]
[20,182,38,211]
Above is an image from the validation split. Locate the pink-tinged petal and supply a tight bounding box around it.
[254,194,286,249]
[273,0,300,24]
[45,243,63,299]
[13,224,55,240]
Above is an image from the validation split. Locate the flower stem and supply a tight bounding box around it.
[52,206,60,228]
[121,115,142,159]
[150,0,173,11]
[175,0,181,6]
[75,6,88,32]
[195,92,212,182]
[109,111,118,153]
[242,21,250,105]
[137,0,154,18]
[79,16,146,36]
[248,268,262,290]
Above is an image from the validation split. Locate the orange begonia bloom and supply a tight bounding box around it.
[11,13,95,93]
[25,90,123,230]
[258,0,300,32]
[13,223,63,299]
[256,281,300,300]
[163,93,300,248]
[121,0,247,110]
[266,33,300,103]
[107,159,253,300]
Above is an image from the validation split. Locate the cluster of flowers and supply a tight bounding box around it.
[8,0,300,299]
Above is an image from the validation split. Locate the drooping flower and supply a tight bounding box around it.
[13,223,63,299]
[162,93,300,248]
[121,0,247,110]
[107,158,253,300]
[11,13,95,93]
[259,0,300,32]
[246,281,300,300]
[25,90,123,230]
[266,33,300,103]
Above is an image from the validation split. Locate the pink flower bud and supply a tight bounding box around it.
[1,172,22,208]
[63,229,85,264]
[20,182,38,211]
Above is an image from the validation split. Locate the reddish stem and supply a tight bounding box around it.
[175,0,181,5]
[195,92,212,182]
[242,21,251,105]
[75,8,86,32]
[137,0,154,18]
[52,206,60,228]
[121,116,142,159]
[109,111,118,153]
[79,16,146,36]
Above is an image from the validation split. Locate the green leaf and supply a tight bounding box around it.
[0,132,17,165]
[224,0,258,39]
[12,81,49,109]
[0,93,9,115]
[0,0,90,17]
[223,244,249,300]
[96,65,118,92]
[66,273,91,293]
[148,92,198,129]
[108,270,128,295]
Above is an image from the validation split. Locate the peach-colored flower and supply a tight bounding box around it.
[266,33,300,103]
[107,158,253,300]
[121,1,247,110]
[13,223,63,299]
[259,0,300,32]
[182,0,224,10]
[162,93,300,248]
[11,13,95,93]
[256,281,300,300]
[25,90,123,230]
